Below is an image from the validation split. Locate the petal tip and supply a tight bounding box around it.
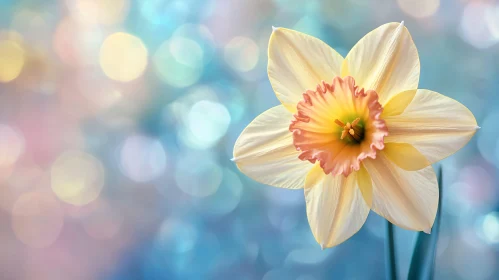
[230,157,237,162]
[424,228,431,234]
[476,125,481,130]
[272,26,279,32]
[400,20,405,26]
[320,243,325,250]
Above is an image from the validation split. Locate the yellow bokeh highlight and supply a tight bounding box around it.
[0,40,25,83]
[74,0,130,26]
[0,124,24,167]
[51,150,105,206]
[99,32,148,82]
[397,0,440,18]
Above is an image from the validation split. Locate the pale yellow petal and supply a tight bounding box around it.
[341,22,420,105]
[383,142,430,171]
[305,165,370,248]
[363,152,438,231]
[357,164,373,206]
[233,105,313,189]
[382,89,416,117]
[384,89,478,164]
[268,28,344,112]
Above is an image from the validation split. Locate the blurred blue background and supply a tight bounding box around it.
[0,0,497,279]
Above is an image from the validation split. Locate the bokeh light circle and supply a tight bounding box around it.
[153,38,203,88]
[100,32,148,82]
[481,212,499,244]
[460,2,498,49]
[152,24,213,88]
[140,0,190,27]
[0,124,25,167]
[184,100,231,149]
[11,192,64,248]
[51,150,105,206]
[172,24,215,64]
[119,135,167,183]
[170,37,203,69]
[486,4,499,39]
[53,17,107,68]
[453,165,497,210]
[155,218,198,253]
[397,0,440,18]
[175,156,222,197]
[0,40,25,83]
[68,0,130,26]
[224,36,259,72]
[196,168,243,216]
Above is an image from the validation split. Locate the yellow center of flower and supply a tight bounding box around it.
[289,76,388,177]
[334,118,364,143]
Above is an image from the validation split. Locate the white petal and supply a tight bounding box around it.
[268,28,344,112]
[233,105,313,189]
[362,152,438,231]
[342,22,420,105]
[305,165,370,248]
[384,89,478,164]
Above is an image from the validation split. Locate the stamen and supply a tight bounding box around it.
[341,130,348,140]
[351,118,360,126]
[335,117,364,143]
[334,119,345,127]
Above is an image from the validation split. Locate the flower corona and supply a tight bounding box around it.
[289,76,388,176]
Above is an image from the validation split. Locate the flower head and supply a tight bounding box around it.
[233,22,478,248]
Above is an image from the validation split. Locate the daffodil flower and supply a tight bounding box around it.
[232,22,478,249]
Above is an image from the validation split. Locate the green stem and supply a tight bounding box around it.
[429,166,443,279]
[408,166,443,280]
[386,220,397,280]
